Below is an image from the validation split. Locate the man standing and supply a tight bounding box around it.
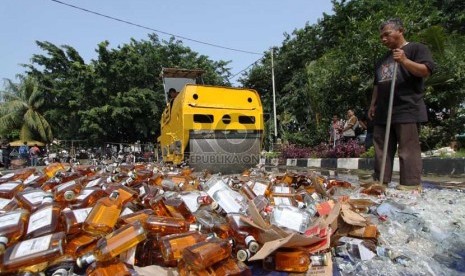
[29,144,41,166]
[329,114,343,147]
[369,18,435,191]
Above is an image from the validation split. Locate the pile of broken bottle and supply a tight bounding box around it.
[0,162,411,275]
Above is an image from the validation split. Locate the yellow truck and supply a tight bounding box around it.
[157,68,264,174]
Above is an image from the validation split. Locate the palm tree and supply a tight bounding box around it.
[0,76,53,142]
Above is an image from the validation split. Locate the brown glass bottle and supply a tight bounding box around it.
[65,232,98,258]
[53,178,84,202]
[70,187,107,209]
[144,215,197,236]
[262,249,310,273]
[208,257,252,276]
[25,193,62,239]
[148,194,172,217]
[226,213,260,253]
[103,183,138,205]
[0,197,19,212]
[117,209,154,226]
[182,238,233,270]
[43,163,67,178]
[0,181,24,198]
[164,197,196,223]
[86,259,132,276]
[83,190,122,236]
[159,231,210,263]
[1,232,66,272]
[15,188,49,212]
[62,207,93,235]
[0,208,30,253]
[23,173,49,189]
[76,221,147,267]
[11,167,36,182]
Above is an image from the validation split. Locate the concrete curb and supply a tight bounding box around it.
[285,157,465,176]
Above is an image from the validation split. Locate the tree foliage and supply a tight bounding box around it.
[13,35,231,145]
[241,0,465,149]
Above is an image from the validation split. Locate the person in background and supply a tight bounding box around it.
[168,88,179,102]
[19,142,30,165]
[341,109,358,142]
[359,110,374,149]
[329,114,343,147]
[29,144,41,166]
[1,142,11,169]
[369,18,435,191]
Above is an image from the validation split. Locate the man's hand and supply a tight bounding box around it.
[368,105,376,120]
[393,48,407,64]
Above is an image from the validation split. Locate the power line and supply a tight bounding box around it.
[50,0,263,56]
[229,57,264,81]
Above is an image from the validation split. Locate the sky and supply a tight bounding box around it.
[1,0,334,87]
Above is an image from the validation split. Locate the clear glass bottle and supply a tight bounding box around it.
[248,179,271,197]
[181,238,233,270]
[179,191,212,213]
[1,232,66,272]
[194,209,231,239]
[76,221,147,267]
[83,190,122,236]
[25,193,62,239]
[0,181,24,198]
[263,249,310,273]
[0,208,30,253]
[62,207,93,235]
[159,231,211,263]
[270,205,311,233]
[211,187,248,214]
[144,215,198,236]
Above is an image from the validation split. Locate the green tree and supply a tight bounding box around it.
[0,76,53,142]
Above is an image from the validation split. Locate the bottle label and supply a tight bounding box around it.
[274,208,304,232]
[73,207,92,223]
[121,207,134,216]
[274,186,290,194]
[12,234,52,259]
[0,198,11,209]
[86,178,101,188]
[273,196,292,206]
[27,206,53,234]
[76,189,94,200]
[24,174,40,185]
[139,186,146,197]
[56,180,76,192]
[252,182,268,196]
[23,191,47,204]
[0,182,20,191]
[0,173,14,180]
[0,212,22,227]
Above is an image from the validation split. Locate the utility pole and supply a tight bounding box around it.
[271,48,278,140]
